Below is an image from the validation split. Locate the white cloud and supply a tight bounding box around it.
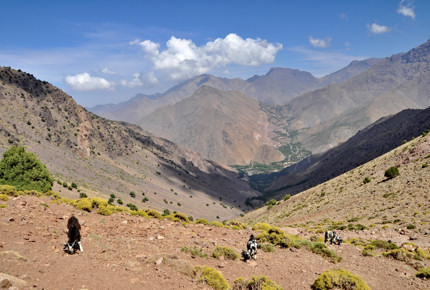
[367,23,391,34]
[308,36,332,48]
[397,0,415,19]
[101,67,115,75]
[132,33,283,81]
[65,72,113,91]
[120,72,158,88]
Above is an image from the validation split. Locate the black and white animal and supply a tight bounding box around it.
[242,234,258,261]
[64,216,84,254]
[324,231,342,245]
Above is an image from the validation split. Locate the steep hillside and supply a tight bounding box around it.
[137,85,285,165]
[250,107,430,198]
[286,40,430,153]
[238,129,430,238]
[0,66,260,220]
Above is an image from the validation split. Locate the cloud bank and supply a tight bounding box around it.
[133,33,283,81]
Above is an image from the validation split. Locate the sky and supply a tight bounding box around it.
[1,0,429,108]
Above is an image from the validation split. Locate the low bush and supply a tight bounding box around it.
[252,222,272,232]
[416,266,430,278]
[196,218,210,225]
[260,243,276,252]
[362,245,376,257]
[97,206,112,216]
[210,221,224,227]
[308,242,342,263]
[312,268,370,290]
[384,166,400,179]
[0,184,18,196]
[194,266,229,290]
[213,246,239,260]
[382,248,414,262]
[145,209,163,220]
[233,275,282,290]
[181,246,208,258]
[0,194,9,201]
[130,210,150,219]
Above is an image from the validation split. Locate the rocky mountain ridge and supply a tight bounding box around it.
[0,66,259,220]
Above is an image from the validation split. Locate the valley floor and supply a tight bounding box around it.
[1,195,429,289]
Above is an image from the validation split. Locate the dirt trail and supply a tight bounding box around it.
[1,196,429,289]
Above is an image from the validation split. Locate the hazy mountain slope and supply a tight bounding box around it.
[90,58,379,122]
[249,106,430,199]
[238,127,430,236]
[319,58,381,86]
[138,85,284,165]
[285,40,430,154]
[90,74,248,123]
[0,66,261,220]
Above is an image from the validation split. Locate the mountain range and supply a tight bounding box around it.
[93,40,430,168]
[0,66,259,220]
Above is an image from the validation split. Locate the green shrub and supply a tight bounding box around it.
[80,192,88,198]
[71,182,77,189]
[0,185,18,196]
[363,177,371,184]
[0,194,9,201]
[260,243,276,253]
[181,246,208,258]
[406,224,416,229]
[0,146,53,193]
[312,268,370,290]
[224,220,248,230]
[145,209,163,219]
[97,206,112,216]
[416,266,430,278]
[163,209,171,216]
[309,243,342,263]
[282,194,291,201]
[117,199,123,205]
[369,240,399,250]
[213,246,239,260]
[362,245,376,257]
[384,166,400,179]
[416,248,430,260]
[252,222,272,232]
[126,203,138,211]
[129,191,136,198]
[211,221,224,227]
[233,275,282,290]
[196,218,210,225]
[194,266,229,290]
[422,164,428,168]
[0,204,6,209]
[130,210,150,219]
[71,198,93,212]
[110,194,115,198]
[382,248,414,261]
[265,199,277,206]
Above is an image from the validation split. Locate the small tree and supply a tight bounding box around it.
[385,166,400,179]
[0,145,53,192]
[129,191,136,198]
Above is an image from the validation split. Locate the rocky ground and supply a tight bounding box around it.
[1,195,429,289]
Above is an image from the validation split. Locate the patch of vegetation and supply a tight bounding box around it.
[312,268,370,290]
[252,222,272,232]
[0,145,53,192]
[194,266,229,290]
[0,194,9,201]
[126,203,138,211]
[362,245,376,257]
[196,218,210,225]
[363,177,371,184]
[416,266,430,279]
[130,209,150,219]
[212,246,239,260]
[260,243,276,253]
[181,246,208,258]
[145,209,163,219]
[384,166,400,179]
[210,221,224,227]
[406,224,416,229]
[233,275,282,290]
[0,204,6,209]
[282,194,291,201]
[129,191,136,198]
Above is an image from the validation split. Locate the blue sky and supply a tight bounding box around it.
[1,0,429,107]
